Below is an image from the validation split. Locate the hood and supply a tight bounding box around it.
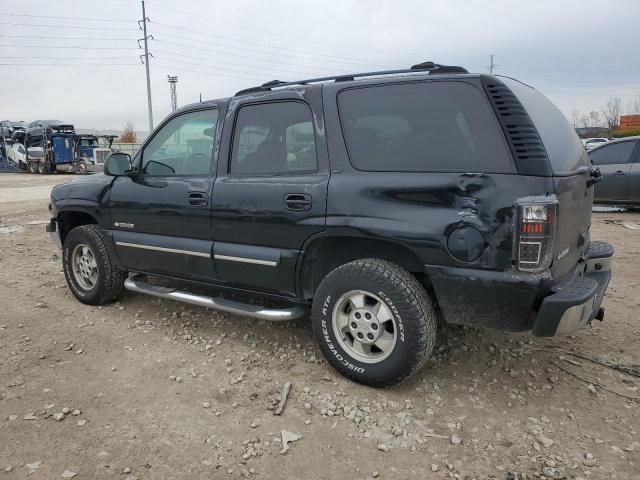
[51,174,113,203]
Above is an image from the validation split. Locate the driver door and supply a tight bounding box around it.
[109,107,220,281]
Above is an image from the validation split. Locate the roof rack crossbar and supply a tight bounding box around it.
[234,61,468,96]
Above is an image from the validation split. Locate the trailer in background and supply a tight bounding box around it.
[26,127,76,174]
[24,130,115,175]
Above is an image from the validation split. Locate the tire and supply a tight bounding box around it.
[311,259,436,387]
[62,225,126,305]
[37,161,45,174]
[28,162,35,174]
[77,160,88,175]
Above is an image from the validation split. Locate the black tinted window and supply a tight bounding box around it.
[142,109,218,175]
[230,102,317,175]
[589,141,637,165]
[337,81,513,173]
[501,77,588,175]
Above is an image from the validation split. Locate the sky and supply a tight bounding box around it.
[1,0,639,133]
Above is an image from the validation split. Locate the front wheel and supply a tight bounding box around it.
[77,160,88,175]
[311,259,436,387]
[62,225,126,305]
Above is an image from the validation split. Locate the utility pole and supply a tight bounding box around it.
[168,75,178,111]
[139,1,154,131]
[487,54,497,74]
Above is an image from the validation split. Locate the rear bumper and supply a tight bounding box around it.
[533,241,613,336]
[427,241,613,336]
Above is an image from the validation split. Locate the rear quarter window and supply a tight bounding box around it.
[500,77,588,175]
[337,81,514,173]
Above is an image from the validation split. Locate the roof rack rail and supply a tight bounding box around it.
[234,61,468,96]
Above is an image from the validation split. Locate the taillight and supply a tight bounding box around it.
[516,200,557,272]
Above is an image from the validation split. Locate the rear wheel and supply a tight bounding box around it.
[62,225,126,305]
[37,161,46,174]
[28,162,36,174]
[311,259,436,387]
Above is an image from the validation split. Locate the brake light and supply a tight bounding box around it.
[516,201,557,272]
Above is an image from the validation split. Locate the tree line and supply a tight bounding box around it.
[571,95,640,137]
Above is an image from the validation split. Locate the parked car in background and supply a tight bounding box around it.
[1,120,28,142]
[589,136,640,205]
[25,120,75,146]
[583,137,609,150]
[7,143,44,170]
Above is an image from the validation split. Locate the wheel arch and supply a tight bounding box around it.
[297,235,429,300]
[57,210,99,244]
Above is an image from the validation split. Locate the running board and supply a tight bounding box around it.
[124,274,306,321]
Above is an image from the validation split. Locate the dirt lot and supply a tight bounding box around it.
[0,172,638,480]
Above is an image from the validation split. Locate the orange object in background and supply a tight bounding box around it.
[620,115,640,130]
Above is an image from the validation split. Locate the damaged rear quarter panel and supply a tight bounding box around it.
[324,171,556,329]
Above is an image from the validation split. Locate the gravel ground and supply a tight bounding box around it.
[0,173,638,480]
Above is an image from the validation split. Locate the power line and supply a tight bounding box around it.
[0,34,135,41]
[153,49,324,78]
[0,62,140,66]
[0,21,138,31]
[154,55,312,79]
[155,38,382,74]
[0,44,138,50]
[150,22,404,67]
[0,55,138,60]
[145,1,411,57]
[0,13,135,23]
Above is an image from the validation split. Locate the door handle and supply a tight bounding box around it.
[188,191,208,206]
[284,193,312,211]
[613,171,626,176]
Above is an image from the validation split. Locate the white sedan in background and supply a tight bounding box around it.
[7,143,44,170]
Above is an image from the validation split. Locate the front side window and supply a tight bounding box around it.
[230,102,317,175]
[338,81,514,173]
[589,141,636,166]
[141,109,218,175]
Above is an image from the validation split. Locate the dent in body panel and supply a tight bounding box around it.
[327,172,522,270]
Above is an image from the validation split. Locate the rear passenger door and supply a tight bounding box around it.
[590,140,637,202]
[211,90,329,297]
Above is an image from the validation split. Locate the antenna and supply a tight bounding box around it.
[167,75,178,111]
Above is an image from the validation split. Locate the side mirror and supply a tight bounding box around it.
[104,152,132,176]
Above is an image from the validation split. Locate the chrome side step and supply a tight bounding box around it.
[123,274,307,321]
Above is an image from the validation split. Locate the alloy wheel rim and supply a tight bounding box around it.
[71,243,98,290]
[332,290,397,364]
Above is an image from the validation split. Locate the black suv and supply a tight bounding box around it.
[48,62,613,387]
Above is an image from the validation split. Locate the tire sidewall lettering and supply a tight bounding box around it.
[321,295,365,374]
[378,291,405,343]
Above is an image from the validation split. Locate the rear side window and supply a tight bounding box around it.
[589,141,637,165]
[337,81,514,173]
[230,101,317,175]
[501,77,588,175]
